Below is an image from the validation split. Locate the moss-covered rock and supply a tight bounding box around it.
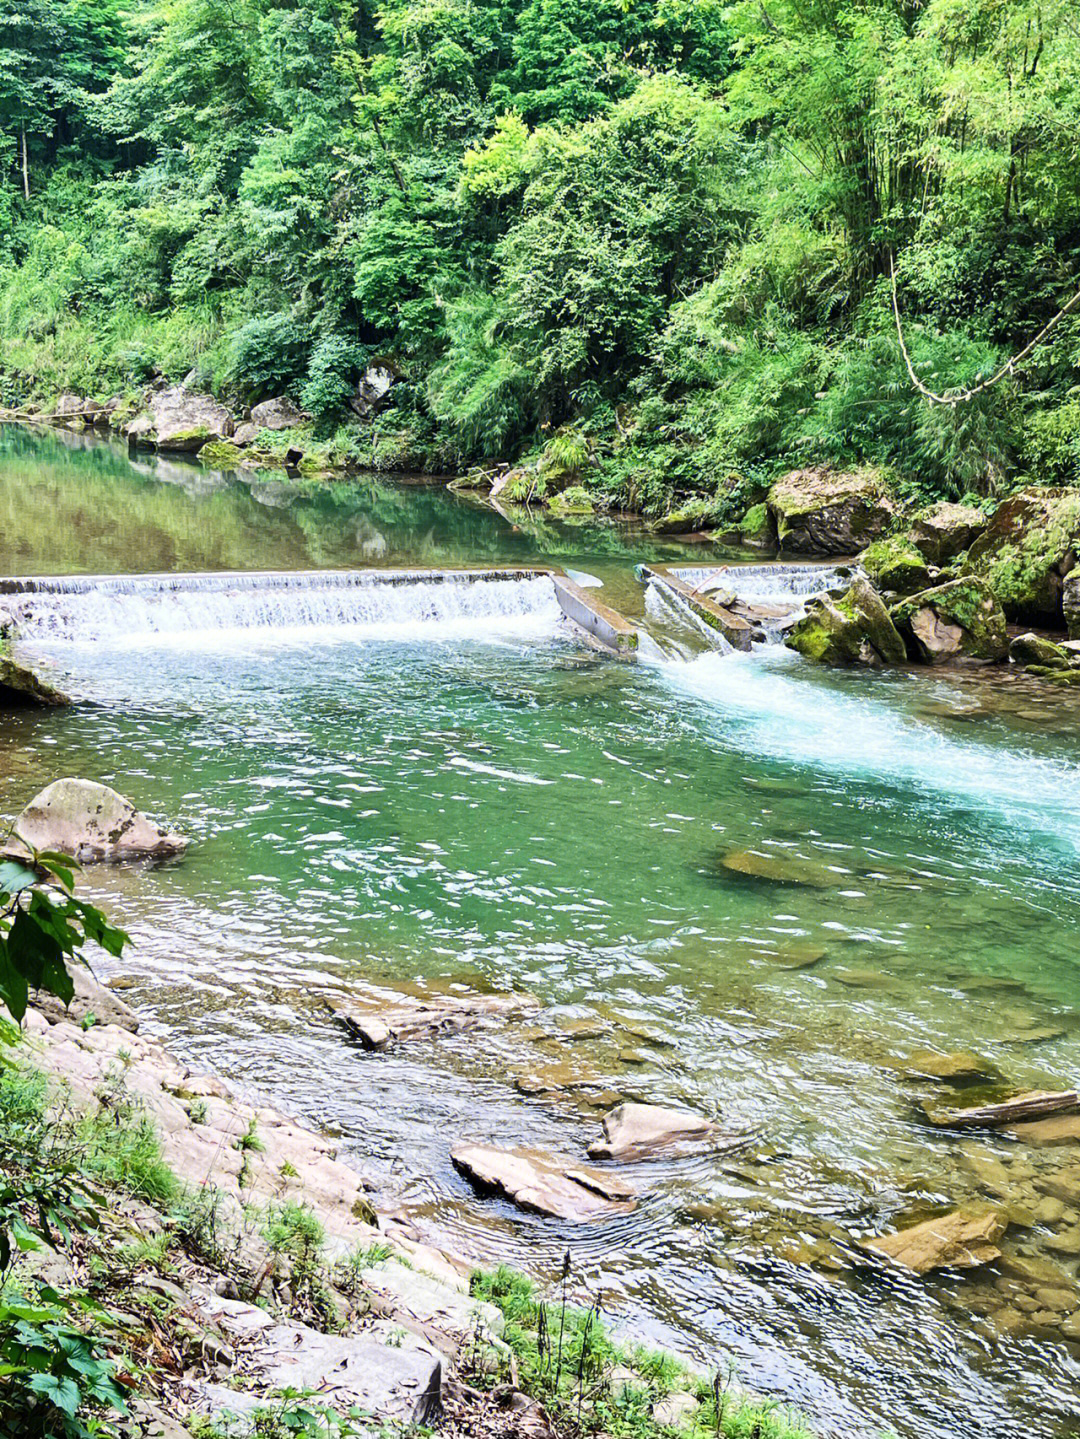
[768,467,896,555]
[963,487,1080,624]
[859,535,931,594]
[891,577,1008,664]
[910,503,988,565]
[739,502,777,551]
[1009,632,1072,669]
[649,496,722,535]
[1064,569,1080,639]
[0,646,70,707]
[547,485,595,515]
[197,440,244,468]
[786,577,907,666]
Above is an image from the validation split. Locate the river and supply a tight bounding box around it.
[3,423,1080,1439]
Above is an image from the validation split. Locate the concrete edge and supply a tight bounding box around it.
[552,576,639,658]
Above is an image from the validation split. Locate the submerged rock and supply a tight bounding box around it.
[964,487,1080,624]
[450,1143,637,1221]
[920,1089,1079,1129]
[864,1207,1006,1273]
[768,467,895,555]
[327,985,539,1050]
[148,386,234,452]
[890,577,1008,664]
[910,503,988,565]
[721,848,847,888]
[786,577,906,666]
[859,535,931,594]
[13,778,189,861]
[1004,1114,1080,1147]
[0,649,70,707]
[896,1049,1002,1085]
[587,1102,725,1162]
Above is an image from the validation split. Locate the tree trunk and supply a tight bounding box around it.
[20,128,29,201]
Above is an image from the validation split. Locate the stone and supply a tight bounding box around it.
[0,650,70,707]
[650,498,723,536]
[148,386,234,452]
[768,467,896,555]
[1065,569,1080,639]
[249,396,305,431]
[1035,1165,1080,1207]
[739,502,777,551]
[864,1208,1007,1273]
[349,364,395,418]
[859,535,931,594]
[327,984,539,1049]
[653,1392,701,1428]
[921,1090,1080,1129]
[1009,632,1072,669]
[964,487,1080,624]
[910,503,988,565]
[12,779,189,862]
[360,1260,503,1349]
[1004,1115,1080,1147]
[231,422,259,446]
[786,577,907,666]
[897,1049,1001,1084]
[1046,1227,1080,1256]
[721,847,850,888]
[197,440,244,468]
[587,1102,725,1162]
[450,1143,637,1221]
[125,411,156,447]
[890,577,1008,664]
[32,965,139,1032]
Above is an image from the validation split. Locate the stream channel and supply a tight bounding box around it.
[3,423,1080,1439]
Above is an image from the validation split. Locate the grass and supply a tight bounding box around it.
[470,1265,815,1439]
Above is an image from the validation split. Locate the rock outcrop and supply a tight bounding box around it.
[964,487,1080,624]
[1009,632,1073,668]
[147,386,235,452]
[865,1208,1007,1273]
[0,649,71,707]
[249,396,305,431]
[786,577,907,665]
[768,468,895,555]
[12,778,189,861]
[858,535,930,594]
[909,503,987,565]
[890,577,1007,664]
[1064,569,1080,638]
[450,1143,637,1221]
[587,1102,725,1162]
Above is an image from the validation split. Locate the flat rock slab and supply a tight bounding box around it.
[588,1101,733,1162]
[1004,1114,1080,1146]
[865,1208,1006,1274]
[721,848,849,888]
[195,1292,440,1425]
[328,984,539,1049]
[921,1089,1079,1129]
[12,778,188,861]
[451,1143,637,1222]
[360,1260,504,1349]
[896,1049,1002,1084]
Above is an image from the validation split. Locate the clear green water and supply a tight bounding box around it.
[4,425,1080,1439]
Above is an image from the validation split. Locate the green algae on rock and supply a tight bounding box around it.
[910,502,988,565]
[858,534,931,594]
[768,467,895,555]
[891,576,1008,664]
[786,577,906,666]
[964,487,1080,624]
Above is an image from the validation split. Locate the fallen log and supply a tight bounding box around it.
[921,1089,1079,1129]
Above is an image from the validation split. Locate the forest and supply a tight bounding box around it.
[2,0,1080,514]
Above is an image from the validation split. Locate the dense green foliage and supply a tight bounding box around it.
[2,0,1080,509]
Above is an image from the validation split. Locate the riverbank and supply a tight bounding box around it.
[5,972,815,1439]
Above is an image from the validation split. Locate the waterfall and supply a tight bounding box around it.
[670,562,855,606]
[1,568,562,647]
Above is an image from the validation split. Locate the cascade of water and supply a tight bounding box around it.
[671,561,855,605]
[2,568,561,646]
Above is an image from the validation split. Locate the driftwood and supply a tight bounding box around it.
[921,1089,1080,1129]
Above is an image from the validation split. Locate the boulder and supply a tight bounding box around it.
[231,422,259,447]
[148,386,234,452]
[786,577,907,666]
[890,577,1007,664]
[249,396,305,431]
[0,650,70,707]
[858,535,931,594]
[650,497,722,536]
[864,1207,1006,1273]
[450,1143,637,1221]
[910,503,988,565]
[768,468,896,555]
[1009,632,1072,669]
[32,965,139,1032]
[349,364,395,419]
[964,487,1080,624]
[1064,569,1080,639]
[587,1102,728,1161]
[55,393,87,426]
[738,502,777,552]
[13,778,189,862]
[125,412,156,448]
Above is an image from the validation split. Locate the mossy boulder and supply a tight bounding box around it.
[891,577,1007,664]
[786,577,907,666]
[910,503,988,565]
[768,467,896,555]
[859,535,931,594]
[148,386,234,452]
[0,648,70,707]
[963,487,1080,624]
[1009,632,1072,669]
[649,496,722,535]
[198,440,244,468]
[547,485,595,515]
[739,502,777,552]
[1064,570,1080,639]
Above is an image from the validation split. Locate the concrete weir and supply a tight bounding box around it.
[552,574,639,658]
[638,565,755,651]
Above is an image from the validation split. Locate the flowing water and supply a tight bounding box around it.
[4,425,1080,1439]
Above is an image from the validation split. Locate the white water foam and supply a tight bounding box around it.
[661,647,1080,846]
[2,569,562,650]
[671,562,853,606]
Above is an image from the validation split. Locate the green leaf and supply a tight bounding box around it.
[0,860,40,896]
[0,941,29,1022]
[29,1371,81,1415]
